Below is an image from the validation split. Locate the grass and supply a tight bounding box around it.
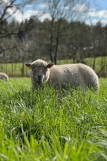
[0,77,107,160]
[0,56,107,76]
[0,63,28,75]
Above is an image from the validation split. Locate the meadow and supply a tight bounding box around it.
[0,56,107,76]
[0,77,107,160]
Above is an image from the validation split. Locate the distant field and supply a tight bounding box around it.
[0,77,107,160]
[57,56,107,74]
[0,56,107,76]
[0,63,29,76]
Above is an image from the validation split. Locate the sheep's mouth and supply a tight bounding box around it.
[38,80,42,82]
[37,79,42,85]
[37,79,47,85]
[35,76,43,83]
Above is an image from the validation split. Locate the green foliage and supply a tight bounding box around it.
[0,78,107,160]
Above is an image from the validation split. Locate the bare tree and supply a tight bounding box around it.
[0,0,40,63]
[40,0,90,64]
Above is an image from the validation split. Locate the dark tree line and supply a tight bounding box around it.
[1,17,107,62]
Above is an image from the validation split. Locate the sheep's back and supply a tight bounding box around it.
[0,73,8,80]
[48,63,99,90]
[48,64,84,88]
[77,63,99,90]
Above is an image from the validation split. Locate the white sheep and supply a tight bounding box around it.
[25,59,99,91]
[0,73,8,81]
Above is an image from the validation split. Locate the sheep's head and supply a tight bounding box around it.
[25,59,54,84]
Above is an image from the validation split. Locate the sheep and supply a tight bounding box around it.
[25,59,99,91]
[0,73,8,81]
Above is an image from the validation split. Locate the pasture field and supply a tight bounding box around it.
[0,77,107,160]
[0,56,107,76]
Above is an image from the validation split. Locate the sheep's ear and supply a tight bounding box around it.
[25,63,32,70]
[47,63,54,69]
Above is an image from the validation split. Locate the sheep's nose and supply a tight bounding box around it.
[37,74,42,79]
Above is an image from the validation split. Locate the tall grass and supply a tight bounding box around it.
[0,78,107,160]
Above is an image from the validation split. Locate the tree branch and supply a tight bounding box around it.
[0,46,17,54]
[97,64,107,75]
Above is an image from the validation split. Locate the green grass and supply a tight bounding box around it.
[0,56,107,76]
[0,78,107,160]
[0,63,29,75]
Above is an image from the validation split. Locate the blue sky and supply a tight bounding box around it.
[96,0,107,9]
[86,0,107,25]
[1,0,107,25]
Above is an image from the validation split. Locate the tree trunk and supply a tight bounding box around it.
[22,62,24,77]
[49,17,54,63]
[12,62,13,77]
[54,36,59,65]
[93,55,96,71]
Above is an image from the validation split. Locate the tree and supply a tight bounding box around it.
[0,0,40,60]
[40,0,90,64]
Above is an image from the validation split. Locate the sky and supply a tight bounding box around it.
[1,0,107,25]
[83,0,107,25]
[96,0,107,10]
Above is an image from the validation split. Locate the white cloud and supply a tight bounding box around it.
[7,9,51,23]
[38,4,47,8]
[93,19,107,24]
[92,19,99,23]
[89,8,96,12]
[61,6,69,10]
[72,4,88,12]
[40,13,51,22]
[1,0,51,23]
[85,20,92,26]
[85,19,107,26]
[101,19,107,24]
[0,0,9,14]
[9,10,42,23]
[1,0,107,25]
[23,10,38,20]
[1,0,9,3]
[38,3,50,9]
[88,10,107,18]
[11,11,22,23]
[25,5,32,8]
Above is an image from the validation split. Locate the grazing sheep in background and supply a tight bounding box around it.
[25,59,99,91]
[0,73,8,81]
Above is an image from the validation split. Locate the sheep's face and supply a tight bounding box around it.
[25,59,54,85]
[31,65,49,83]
